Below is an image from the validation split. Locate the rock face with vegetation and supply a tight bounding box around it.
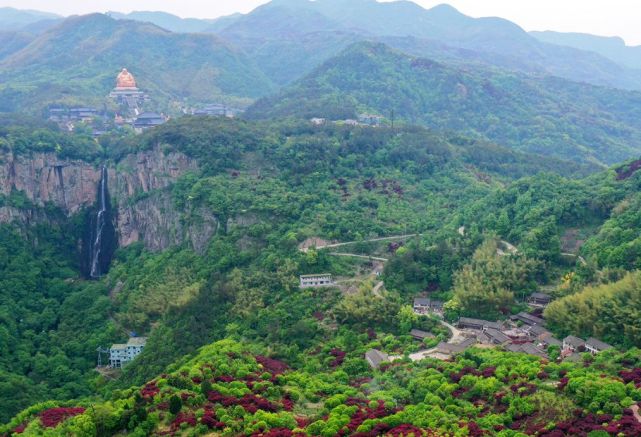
[0,139,209,251]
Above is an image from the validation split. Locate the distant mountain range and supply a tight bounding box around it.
[531,31,641,70]
[2,1,641,166]
[248,42,641,166]
[3,1,641,91]
[211,0,641,90]
[0,7,61,31]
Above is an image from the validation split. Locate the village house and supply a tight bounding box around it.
[299,273,334,289]
[413,298,444,315]
[528,292,553,307]
[479,327,511,345]
[310,117,327,126]
[562,335,586,353]
[505,342,548,359]
[109,337,147,368]
[413,298,430,313]
[410,329,435,341]
[365,349,389,369]
[436,338,477,356]
[536,330,562,348]
[511,312,546,327]
[585,338,614,354]
[358,114,384,126]
[458,317,502,331]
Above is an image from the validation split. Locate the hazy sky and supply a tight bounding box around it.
[2,0,640,45]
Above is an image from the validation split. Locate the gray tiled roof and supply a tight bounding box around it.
[459,317,501,330]
[586,337,613,351]
[414,298,430,306]
[365,349,389,368]
[563,335,585,348]
[410,329,435,339]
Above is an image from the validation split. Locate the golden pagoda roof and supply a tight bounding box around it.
[116,68,137,89]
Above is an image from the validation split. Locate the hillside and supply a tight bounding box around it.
[5,339,641,436]
[213,0,641,90]
[0,116,602,421]
[3,116,641,432]
[0,14,275,112]
[531,31,641,70]
[248,42,641,165]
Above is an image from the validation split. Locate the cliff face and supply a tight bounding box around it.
[0,151,100,214]
[0,147,215,252]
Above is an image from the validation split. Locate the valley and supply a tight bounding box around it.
[2,1,641,436]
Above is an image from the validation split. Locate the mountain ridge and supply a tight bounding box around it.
[247,41,641,165]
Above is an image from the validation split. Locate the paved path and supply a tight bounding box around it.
[328,252,389,262]
[440,319,466,344]
[302,234,419,252]
[372,281,384,297]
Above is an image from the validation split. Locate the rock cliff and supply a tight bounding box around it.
[0,147,215,252]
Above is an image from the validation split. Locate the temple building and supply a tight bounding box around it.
[109,68,147,112]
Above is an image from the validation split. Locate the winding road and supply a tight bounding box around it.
[301,234,419,252]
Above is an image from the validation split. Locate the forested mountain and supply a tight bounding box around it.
[248,42,641,165]
[2,116,641,434]
[0,14,274,112]
[0,32,35,61]
[531,31,641,70]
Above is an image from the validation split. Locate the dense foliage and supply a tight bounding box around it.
[5,340,641,436]
[4,116,641,433]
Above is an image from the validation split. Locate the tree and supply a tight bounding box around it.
[169,395,182,415]
[397,305,418,333]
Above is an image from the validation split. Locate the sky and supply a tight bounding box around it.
[2,0,640,45]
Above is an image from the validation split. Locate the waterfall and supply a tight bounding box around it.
[89,166,108,278]
[83,166,117,279]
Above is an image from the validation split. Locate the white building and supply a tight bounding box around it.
[109,337,147,368]
[299,274,334,289]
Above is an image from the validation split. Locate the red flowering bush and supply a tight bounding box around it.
[140,382,160,398]
[170,412,196,431]
[207,391,278,413]
[255,356,289,375]
[201,409,225,429]
[329,349,346,367]
[39,407,85,428]
[12,423,27,434]
[540,409,641,436]
[620,368,641,386]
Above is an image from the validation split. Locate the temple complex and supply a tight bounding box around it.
[109,68,147,112]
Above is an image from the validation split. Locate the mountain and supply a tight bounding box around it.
[213,0,641,90]
[531,30,641,70]
[247,42,641,165]
[0,13,275,112]
[0,32,34,61]
[0,7,60,31]
[106,10,219,33]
